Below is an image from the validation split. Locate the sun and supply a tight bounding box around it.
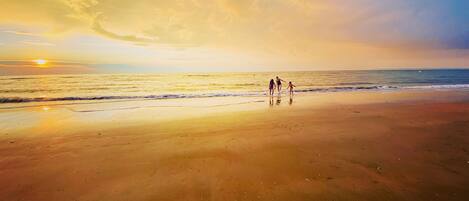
[33,59,48,65]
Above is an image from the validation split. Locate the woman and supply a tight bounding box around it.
[269,79,276,96]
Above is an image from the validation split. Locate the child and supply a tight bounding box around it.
[287,81,296,95]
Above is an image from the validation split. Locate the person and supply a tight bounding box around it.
[269,79,276,96]
[275,76,285,94]
[287,81,296,96]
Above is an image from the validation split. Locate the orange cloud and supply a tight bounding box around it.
[0,0,467,73]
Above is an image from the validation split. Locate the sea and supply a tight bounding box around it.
[1,69,469,105]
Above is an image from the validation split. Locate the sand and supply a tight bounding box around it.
[1,90,469,201]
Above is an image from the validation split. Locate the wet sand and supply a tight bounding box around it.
[1,90,469,201]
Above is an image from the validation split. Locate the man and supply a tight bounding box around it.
[275,76,285,94]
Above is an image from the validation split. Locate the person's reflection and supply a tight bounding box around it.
[276,95,281,105]
[289,96,293,105]
[269,96,274,107]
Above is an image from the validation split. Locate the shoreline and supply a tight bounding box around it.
[1,85,469,106]
[0,87,468,108]
[2,89,469,136]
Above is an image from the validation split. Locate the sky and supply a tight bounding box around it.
[0,0,468,75]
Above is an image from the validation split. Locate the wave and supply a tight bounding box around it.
[403,84,469,89]
[1,84,468,104]
[337,82,374,85]
[295,85,398,92]
[4,77,38,80]
[0,93,261,104]
[185,74,212,77]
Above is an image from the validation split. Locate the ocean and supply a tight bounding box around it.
[1,69,469,104]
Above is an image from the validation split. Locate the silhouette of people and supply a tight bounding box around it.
[269,79,276,96]
[268,77,296,107]
[275,76,285,95]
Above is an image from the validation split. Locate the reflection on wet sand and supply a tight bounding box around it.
[269,95,294,107]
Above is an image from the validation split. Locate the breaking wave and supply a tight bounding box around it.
[1,84,468,104]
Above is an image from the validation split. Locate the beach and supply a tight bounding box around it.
[1,89,469,201]
[2,0,468,199]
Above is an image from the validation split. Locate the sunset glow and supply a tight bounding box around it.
[0,0,467,75]
[34,59,47,66]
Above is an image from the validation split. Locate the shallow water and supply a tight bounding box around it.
[1,70,469,104]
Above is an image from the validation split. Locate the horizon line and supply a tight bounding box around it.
[2,67,469,77]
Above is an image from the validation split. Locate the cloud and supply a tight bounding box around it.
[2,30,41,37]
[0,0,467,72]
[21,40,56,46]
[0,0,84,33]
[91,17,158,44]
[2,0,467,50]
